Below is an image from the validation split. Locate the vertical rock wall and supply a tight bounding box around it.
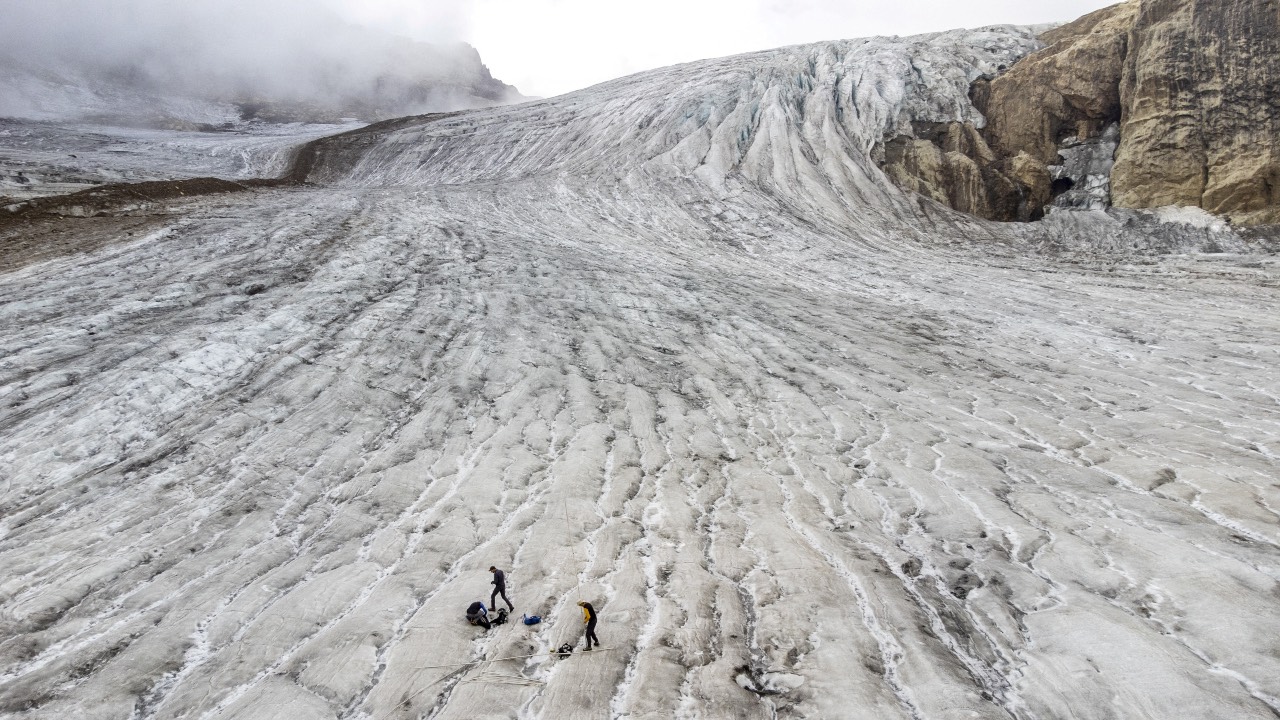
[881,0,1280,226]
[1113,0,1280,225]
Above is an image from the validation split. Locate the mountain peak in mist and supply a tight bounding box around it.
[0,0,523,126]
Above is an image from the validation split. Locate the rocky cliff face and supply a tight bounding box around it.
[1114,0,1280,225]
[979,4,1136,167]
[879,4,1136,222]
[882,0,1280,226]
[880,120,1050,222]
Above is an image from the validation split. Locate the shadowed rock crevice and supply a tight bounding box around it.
[880,121,1050,222]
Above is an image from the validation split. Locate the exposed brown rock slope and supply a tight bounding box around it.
[883,0,1280,226]
[1114,0,1280,225]
[880,4,1135,222]
[979,4,1137,167]
[880,120,1053,222]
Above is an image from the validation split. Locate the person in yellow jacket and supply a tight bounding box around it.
[577,600,600,650]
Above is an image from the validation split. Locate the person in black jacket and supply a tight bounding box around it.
[577,600,599,650]
[466,601,490,630]
[489,566,514,612]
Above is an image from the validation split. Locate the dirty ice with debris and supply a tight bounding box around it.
[2,24,1279,720]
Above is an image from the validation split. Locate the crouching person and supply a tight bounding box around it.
[466,601,491,630]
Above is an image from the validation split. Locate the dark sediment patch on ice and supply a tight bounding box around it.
[0,213,169,274]
[1,177,290,223]
[0,177,296,272]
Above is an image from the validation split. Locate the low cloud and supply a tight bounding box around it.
[0,0,516,122]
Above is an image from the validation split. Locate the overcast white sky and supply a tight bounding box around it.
[323,0,1121,97]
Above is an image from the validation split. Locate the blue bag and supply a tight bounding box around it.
[522,614,541,626]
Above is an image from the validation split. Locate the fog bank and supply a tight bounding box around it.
[0,0,520,123]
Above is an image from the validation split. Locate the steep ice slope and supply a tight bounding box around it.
[306,29,1035,232]
[303,26,1247,254]
[1,27,1279,720]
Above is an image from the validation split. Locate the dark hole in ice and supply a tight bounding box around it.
[734,665,784,696]
[1051,177,1075,198]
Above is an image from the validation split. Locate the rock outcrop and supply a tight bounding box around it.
[978,4,1137,167]
[882,0,1280,226]
[1113,0,1280,225]
[879,4,1137,222]
[880,121,1038,221]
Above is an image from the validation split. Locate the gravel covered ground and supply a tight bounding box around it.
[1,27,1279,720]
